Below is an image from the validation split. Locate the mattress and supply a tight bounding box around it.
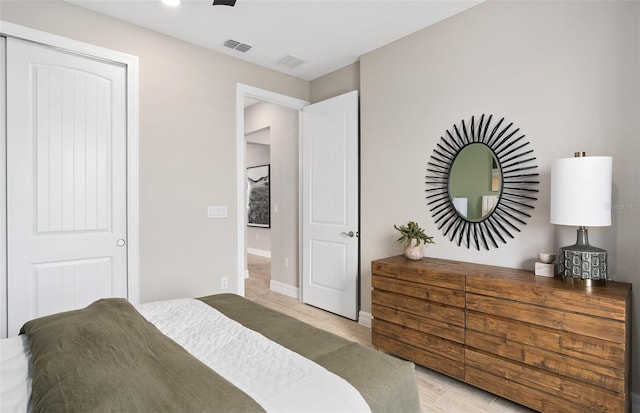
[1,293,419,413]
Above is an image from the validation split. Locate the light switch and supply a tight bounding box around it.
[208,206,228,218]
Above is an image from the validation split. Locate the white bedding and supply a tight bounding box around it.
[0,298,371,413]
[0,335,32,413]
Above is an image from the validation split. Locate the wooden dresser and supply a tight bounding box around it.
[371,255,632,413]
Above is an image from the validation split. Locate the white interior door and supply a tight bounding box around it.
[301,90,359,320]
[6,37,128,335]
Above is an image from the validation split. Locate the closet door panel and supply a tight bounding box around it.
[6,38,128,336]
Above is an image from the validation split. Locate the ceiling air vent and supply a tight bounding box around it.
[235,43,252,53]
[224,39,252,53]
[276,54,306,69]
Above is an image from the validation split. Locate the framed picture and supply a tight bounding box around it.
[247,164,270,228]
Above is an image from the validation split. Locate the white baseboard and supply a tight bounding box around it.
[632,392,640,413]
[270,280,299,299]
[358,311,372,328]
[247,248,271,258]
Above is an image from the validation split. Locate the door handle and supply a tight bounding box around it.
[116,239,126,247]
[341,231,355,238]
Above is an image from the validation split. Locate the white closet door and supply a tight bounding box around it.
[7,38,128,336]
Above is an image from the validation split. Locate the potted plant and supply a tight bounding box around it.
[394,221,435,260]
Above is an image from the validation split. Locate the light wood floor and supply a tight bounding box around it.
[245,254,535,413]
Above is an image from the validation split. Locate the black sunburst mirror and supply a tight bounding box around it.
[425,114,539,250]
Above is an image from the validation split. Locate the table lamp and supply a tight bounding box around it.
[550,152,613,285]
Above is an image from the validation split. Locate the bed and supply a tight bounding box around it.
[1,293,420,413]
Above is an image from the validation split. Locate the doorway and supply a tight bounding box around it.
[235,84,308,297]
[245,125,272,289]
[236,85,360,321]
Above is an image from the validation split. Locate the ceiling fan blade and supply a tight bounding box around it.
[213,0,236,6]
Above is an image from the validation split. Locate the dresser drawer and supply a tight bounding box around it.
[466,311,626,374]
[465,364,594,413]
[466,349,626,413]
[372,289,464,327]
[372,303,464,343]
[372,256,465,290]
[373,318,464,361]
[466,293,626,344]
[373,330,464,380]
[372,274,464,307]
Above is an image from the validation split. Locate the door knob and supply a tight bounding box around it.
[341,231,355,238]
[116,239,126,247]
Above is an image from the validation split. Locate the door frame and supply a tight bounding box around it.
[0,20,140,338]
[235,84,308,296]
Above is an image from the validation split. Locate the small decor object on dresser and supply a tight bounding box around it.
[393,221,434,260]
[534,252,556,277]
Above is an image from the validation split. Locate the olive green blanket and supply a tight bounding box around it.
[200,294,420,413]
[21,294,419,413]
[21,298,265,413]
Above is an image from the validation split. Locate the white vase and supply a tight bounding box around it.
[404,239,425,260]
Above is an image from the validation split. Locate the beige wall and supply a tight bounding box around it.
[244,102,299,287]
[360,0,639,394]
[0,0,310,301]
[310,62,360,103]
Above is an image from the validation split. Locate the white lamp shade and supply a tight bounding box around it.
[550,156,612,226]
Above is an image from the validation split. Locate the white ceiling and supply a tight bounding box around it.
[65,0,482,81]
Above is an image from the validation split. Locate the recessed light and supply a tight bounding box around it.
[161,0,180,7]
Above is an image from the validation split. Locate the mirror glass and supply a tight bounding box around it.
[449,144,501,222]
